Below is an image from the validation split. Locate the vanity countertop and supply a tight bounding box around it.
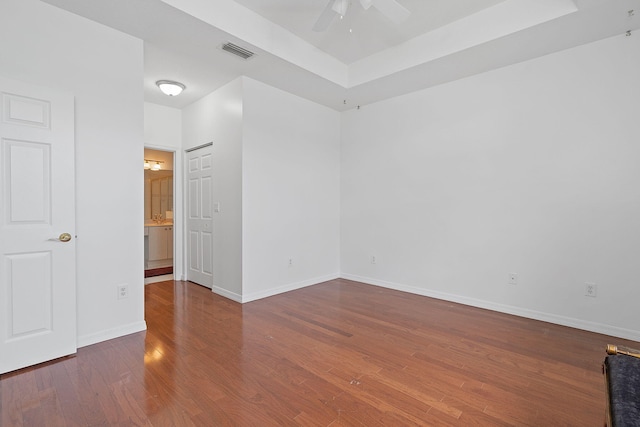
[145,222,173,227]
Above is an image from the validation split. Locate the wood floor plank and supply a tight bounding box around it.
[1,278,634,426]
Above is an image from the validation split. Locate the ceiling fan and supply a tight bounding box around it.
[312,0,411,32]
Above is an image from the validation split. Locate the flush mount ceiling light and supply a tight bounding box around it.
[156,80,185,96]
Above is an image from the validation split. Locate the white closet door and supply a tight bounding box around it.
[186,145,213,288]
[0,76,76,374]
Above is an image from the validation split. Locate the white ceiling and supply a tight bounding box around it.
[41,0,640,111]
[231,0,507,64]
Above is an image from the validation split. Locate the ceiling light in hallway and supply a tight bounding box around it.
[156,80,185,96]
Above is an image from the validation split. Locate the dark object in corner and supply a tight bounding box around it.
[604,354,640,426]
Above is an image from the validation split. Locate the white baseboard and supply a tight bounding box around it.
[341,273,640,342]
[241,273,341,303]
[78,321,147,348]
[211,285,243,303]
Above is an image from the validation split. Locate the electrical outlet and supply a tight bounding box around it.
[117,284,129,300]
[371,255,376,264]
[508,273,518,285]
[288,258,293,267]
[585,283,597,297]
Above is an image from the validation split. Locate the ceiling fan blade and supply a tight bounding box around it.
[371,0,410,23]
[331,0,349,16]
[359,0,373,10]
[312,0,338,32]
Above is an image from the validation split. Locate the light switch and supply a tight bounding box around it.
[214,202,220,213]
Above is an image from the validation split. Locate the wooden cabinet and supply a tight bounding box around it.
[148,225,173,261]
[150,176,173,221]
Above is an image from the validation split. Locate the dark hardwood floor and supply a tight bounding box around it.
[2,279,637,426]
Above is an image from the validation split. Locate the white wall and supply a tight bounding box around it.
[0,0,146,346]
[180,77,340,302]
[341,33,640,340]
[182,78,244,299]
[242,78,341,301]
[145,103,182,148]
[144,103,183,279]
[31,0,629,343]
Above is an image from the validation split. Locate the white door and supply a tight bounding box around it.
[186,145,213,288]
[0,77,76,374]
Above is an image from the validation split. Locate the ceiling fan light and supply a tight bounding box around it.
[156,80,185,96]
[332,0,349,16]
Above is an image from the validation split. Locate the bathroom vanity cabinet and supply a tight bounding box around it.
[145,224,173,268]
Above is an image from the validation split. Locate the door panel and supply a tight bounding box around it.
[6,252,52,337]
[201,232,213,276]
[0,76,76,374]
[6,140,50,223]
[2,93,50,128]
[186,146,213,288]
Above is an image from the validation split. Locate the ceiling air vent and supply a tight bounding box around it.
[221,42,255,60]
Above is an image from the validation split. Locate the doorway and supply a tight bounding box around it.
[144,148,175,283]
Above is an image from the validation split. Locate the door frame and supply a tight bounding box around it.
[143,145,182,282]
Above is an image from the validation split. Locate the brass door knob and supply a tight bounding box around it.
[58,233,72,242]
